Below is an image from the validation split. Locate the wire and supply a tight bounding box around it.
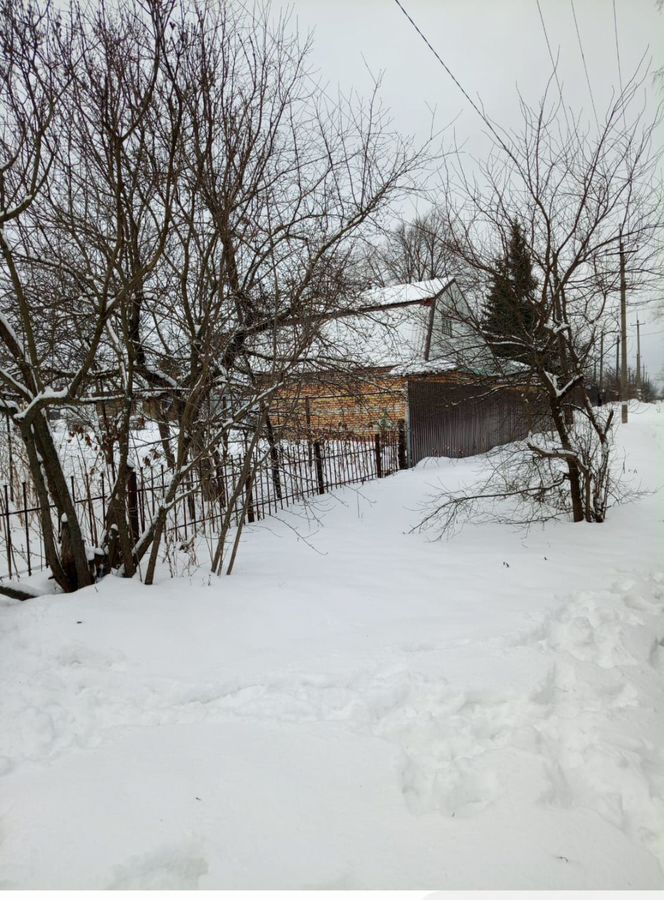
[535,0,571,128]
[627,298,664,309]
[611,0,630,142]
[390,0,504,145]
[612,0,624,95]
[570,0,599,126]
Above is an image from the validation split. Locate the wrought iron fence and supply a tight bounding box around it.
[0,428,406,581]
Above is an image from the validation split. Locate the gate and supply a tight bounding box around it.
[407,381,540,464]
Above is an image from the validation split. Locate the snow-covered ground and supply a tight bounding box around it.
[1,403,663,889]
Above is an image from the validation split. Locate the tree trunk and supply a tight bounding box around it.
[548,398,585,523]
[28,416,94,590]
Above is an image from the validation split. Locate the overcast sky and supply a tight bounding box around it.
[283,0,664,380]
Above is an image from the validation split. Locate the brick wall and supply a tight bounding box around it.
[271,372,408,435]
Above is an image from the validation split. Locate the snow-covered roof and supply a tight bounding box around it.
[315,302,432,370]
[247,278,461,377]
[353,278,448,310]
[311,278,458,371]
[304,279,459,374]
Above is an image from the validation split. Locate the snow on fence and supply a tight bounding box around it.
[0,429,405,581]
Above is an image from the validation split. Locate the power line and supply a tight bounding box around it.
[390,0,504,146]
[611,0,630,144]
[570,0,599,126]
[612,0,624,95]
[535,0,570,128]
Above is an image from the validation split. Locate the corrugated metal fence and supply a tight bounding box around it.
[408,382,548,463]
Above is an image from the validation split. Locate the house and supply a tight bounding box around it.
[269,278,545,465]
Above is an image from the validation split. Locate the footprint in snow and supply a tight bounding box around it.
[107,844,208,890]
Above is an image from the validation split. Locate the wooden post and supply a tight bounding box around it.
[397,419,408,470]
[313,440,325,494]
[374,433,382,478]
[244,472,255,523]
[60,514,76,586]
[127,465,139,543]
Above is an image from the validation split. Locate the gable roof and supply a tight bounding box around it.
[247,278,463,377]
[309,278,457,373]
[350,278,450,312]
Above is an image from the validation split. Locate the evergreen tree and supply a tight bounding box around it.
[483,221,538,363]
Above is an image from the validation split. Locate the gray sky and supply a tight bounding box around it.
[284,0,664,380]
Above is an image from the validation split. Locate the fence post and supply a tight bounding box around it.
[265,415,283,500]
[60,514,76,586]
[199,461,206,536]
[245,472,255,523]
[83,471,97,548]
[313,440,325,494]
[127,464,139,542]
[397,419,408,470]
[22,481,31,576]
[5,413,14,502]
[305,397,313,468]
[3,484,12,578]
[374,433,382,478]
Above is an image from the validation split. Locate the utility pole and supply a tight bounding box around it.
[619,236,628,423]
[634,317,641,397]
[599,331,604,393]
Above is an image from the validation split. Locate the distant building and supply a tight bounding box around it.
[271,279,544,464]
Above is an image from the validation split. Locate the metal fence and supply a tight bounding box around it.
[0,428,405,581]
[408,382,551,464]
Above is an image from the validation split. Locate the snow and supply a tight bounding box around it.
[391,358,458,376]
[321,278,457,370]
[248,278,459,374]
[316,302,434,369]
[358,277,450,308]
[1,403,663,888]
[251,301,442,373]
[0,194,34,222]
[13,388,70,422]
[0,313,23,354]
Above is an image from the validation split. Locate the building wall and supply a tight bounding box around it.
[272,369,548,465]
[271,372,409,436]
[271,369,480,437]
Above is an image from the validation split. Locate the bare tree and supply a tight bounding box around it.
[0,0,96,590]
[421,75,662,532]
[367,208,454,285]
[0,0,427,591]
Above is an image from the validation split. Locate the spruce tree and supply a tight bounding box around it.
[483,221,538,363]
